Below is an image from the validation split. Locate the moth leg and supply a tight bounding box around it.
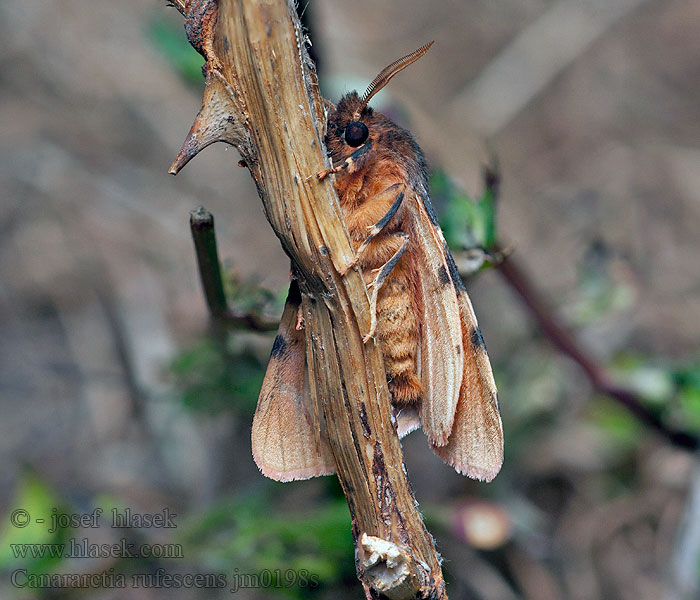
[339,183,406,276]
[363,232,409,343]
[317,142,373,180]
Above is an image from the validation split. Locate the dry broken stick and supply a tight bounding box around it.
[168,0,446,597]
[189,206,228,319]
[189,206,277,331]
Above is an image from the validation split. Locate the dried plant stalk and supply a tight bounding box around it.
[170,0,446,596]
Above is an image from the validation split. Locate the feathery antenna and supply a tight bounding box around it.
[353,41,434,120]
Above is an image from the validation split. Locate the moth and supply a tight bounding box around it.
[252,43,503,483]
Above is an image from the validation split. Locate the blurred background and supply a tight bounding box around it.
[1,0,699,598]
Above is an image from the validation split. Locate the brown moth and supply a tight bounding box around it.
[252,43,503,483]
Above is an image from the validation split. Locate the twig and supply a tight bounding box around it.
[94,284,145,421]
[494,246,697,451]
[189,206,278,331]
[190,206,228,319]
[481,171,699,451]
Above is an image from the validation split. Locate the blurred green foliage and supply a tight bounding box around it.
[169,271,284,415]
[221,268,285,316]
[148,13,206,87]
[431,170,497,253]
[588,397,644,447]
[181,490,354,597]
[609,358,700,435]
[0,471,76,599]
[170,337,264,415]
[0,471,72,578]
[676,365,700,431]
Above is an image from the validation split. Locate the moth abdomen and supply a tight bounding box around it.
[375,264,422,405]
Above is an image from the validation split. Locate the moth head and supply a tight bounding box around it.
[325,42,434,159]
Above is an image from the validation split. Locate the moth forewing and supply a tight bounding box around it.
[252,282,335,481]
[411,191,503,477]
[433,292,503,481]
[410,192,464,446]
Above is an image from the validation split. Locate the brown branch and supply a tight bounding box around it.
[169,1,446,597]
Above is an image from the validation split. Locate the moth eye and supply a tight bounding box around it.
[344,121,369,147]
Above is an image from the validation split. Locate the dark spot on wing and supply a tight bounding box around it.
[445,246,467,292]
[270,334,287,359]
[223,36,229,52]
[419,192,441,226]
[438,265,451,287]
[471,327,486,350]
